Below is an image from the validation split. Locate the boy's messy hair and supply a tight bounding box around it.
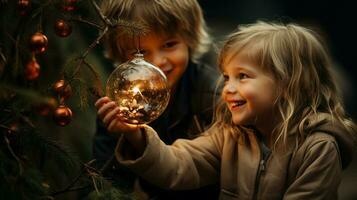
[214,21,356,148]
[100,0,211,63]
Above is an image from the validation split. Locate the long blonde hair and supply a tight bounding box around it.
[100,0,211,63]
[213,21,356,148]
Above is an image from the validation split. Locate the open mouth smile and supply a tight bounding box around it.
[227,100,246,111]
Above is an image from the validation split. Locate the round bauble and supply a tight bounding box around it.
[29,32,48,54]
[53,105,73,126]
[53,79,72,100]
[54,19,72,37]
[106,53,170,125]
[25,59,40,80]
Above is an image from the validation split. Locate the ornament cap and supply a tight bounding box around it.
[133,53,144,58]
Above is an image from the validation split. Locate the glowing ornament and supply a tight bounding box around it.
[53,79,72,100]
[53,105,72,126]
[29,32,48,54]
[17,0,31,16]
[54,19,72,37]
[106,53,170,125]
[62,0,77,11]
[25,57,40,80]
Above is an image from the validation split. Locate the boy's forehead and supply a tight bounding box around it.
[117,31,179,47]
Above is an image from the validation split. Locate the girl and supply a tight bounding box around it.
[96,21,356,199]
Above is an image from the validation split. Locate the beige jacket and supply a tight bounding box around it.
[116,113,355,200]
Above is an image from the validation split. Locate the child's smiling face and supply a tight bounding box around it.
[221,53,278,132]
[124,32,189,91]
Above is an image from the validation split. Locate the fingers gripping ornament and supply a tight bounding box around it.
[106,53,170,125]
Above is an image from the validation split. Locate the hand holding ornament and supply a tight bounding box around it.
[95,96,146,155]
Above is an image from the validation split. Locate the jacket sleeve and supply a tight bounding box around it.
[115,125,221,190]
[283,133,342,200]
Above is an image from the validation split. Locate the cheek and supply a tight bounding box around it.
[168,52,189,79]
[240,85,256,101]
[173,50,189,68]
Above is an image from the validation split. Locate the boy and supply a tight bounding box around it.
[93,0,221,199]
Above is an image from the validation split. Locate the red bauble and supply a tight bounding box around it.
[25,59,40,80]
[29,32,48,54]
[53,105,73,126]
[8,122,19,134]
[62,0,77,11]
[17,0,31,16]
[53,79,72,100]
[54,19,72,37]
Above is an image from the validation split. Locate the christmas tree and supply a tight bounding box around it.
[0,0,144,199]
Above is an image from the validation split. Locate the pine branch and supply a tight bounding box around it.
[4,135,24,175]
[83,60,103,98]
[66,26,108,87]
[66,0,148,89]
[1,1,148,198]
[90,0,111,25]
[50,166,85,196]
[0,46,6,64]
[68,16,104,31]
[0,84,54,106]
[51,159,100,197]
[24,130,80,170]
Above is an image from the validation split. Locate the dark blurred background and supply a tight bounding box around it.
[198,1,357,199]
[1,0,356,199]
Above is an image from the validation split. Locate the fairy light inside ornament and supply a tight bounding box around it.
[106,53,170,125]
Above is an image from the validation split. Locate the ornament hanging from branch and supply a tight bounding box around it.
[17,0,31,16]
[62,0,77,12]
[29,32,48,54]
[53,79,72,101]
[54,19,72,37]
[106,53,170,125]
[24,56,40,80]
[53,104,73,126]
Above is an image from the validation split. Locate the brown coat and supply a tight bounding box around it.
[116,113,355,200]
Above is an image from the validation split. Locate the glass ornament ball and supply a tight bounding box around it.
[106,53,170,125]
[54,19,72,37]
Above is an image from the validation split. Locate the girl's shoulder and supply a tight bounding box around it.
[296,112,355,169]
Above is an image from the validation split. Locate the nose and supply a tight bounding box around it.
[223,81,237,94]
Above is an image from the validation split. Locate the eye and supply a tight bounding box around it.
[163,41,178,49]
[238,73,248,80]
[222,74,229,84]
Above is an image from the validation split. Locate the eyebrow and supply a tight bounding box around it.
[224,65,247,71]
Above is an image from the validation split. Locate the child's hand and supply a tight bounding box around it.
[95,96,140,135]
[95,96,147,155]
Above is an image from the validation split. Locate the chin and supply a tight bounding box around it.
[231,116,244,125]
[231,114,253,126]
